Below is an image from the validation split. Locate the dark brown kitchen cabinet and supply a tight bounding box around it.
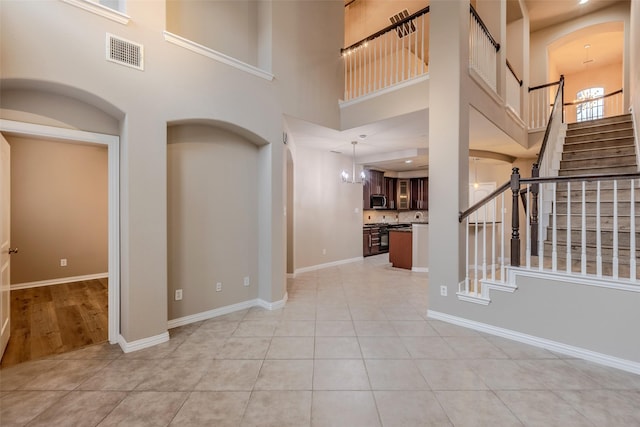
[363,226,380,257]
[410,177,428,210]
[384,177,397,209]
[363,170,385,209]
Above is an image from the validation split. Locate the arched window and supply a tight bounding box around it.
[576,87,604,122]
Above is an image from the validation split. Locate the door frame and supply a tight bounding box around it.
[0,119,120,344]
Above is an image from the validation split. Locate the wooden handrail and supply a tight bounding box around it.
[470,5,500,51]
[563,88,623,106]
[521,171,640,185]
[536,75,564,166]
[459,170,640,223]
[506,59,523,87]
[528,79,560,92]
[341,6,430,53]
[459,181,510,222]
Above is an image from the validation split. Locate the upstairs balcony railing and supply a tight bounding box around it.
[469,5,500,91]
[341,5,503,102]
[529,79,624,129]
[506,59,523,117]
[341,6,430,101]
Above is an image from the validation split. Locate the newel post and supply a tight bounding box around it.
[530,163,539,256]
[510,167,521,267]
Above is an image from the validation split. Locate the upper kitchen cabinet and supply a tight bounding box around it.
[410,177,428,210]
[397,179,410,210]
[363,169,385,209]
[384,177,397,210]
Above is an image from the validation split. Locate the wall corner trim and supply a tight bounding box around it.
[167,294,289,330]
[427,310,640,375]
[163,31,274,81]
[118,332,169,353]
[256,293,288,311]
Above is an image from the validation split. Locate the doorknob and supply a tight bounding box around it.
[8,248,18,254]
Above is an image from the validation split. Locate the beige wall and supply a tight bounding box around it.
[166,0,259,67]
[167,124,259,320]
[293,144,362,270]
[530,3,630,95]
[7,135,108,284]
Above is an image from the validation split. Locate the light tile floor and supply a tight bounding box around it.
[2,254,640,426]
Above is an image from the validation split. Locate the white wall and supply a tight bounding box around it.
[293,144,362,271]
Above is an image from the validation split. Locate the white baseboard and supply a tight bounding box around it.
[256,292,288,310]
[427,310,640,375]
[294,256,363,275]
[167,293,289,330]
[118,331,170,354]
[286,273,296,279]
[167,299,257,329]
[11,273,109,290]
[412,267,429,273]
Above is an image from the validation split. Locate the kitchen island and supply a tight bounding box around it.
[388,223,428,271]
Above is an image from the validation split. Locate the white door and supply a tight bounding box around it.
[0,133,11,358]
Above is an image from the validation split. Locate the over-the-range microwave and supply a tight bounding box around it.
[371,194,387,209]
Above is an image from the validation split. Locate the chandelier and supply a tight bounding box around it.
[341,141,366,184]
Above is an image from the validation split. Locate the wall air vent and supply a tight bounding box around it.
[106,33,144,71]
[389,9,416,39]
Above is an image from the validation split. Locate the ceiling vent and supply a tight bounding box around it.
[106,33,144,71]
[389,9,416,39]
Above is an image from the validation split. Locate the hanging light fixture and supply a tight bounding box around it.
[341,141,366,184]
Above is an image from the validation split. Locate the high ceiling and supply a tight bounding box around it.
[296,0,628,172]
[525,0,627,32]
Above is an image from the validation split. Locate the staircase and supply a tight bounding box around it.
[559,114,636,176]
[541,114,639,279]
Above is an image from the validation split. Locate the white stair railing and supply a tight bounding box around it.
[506,60,522,118]
[528,79,561,130]
[469,5,499,92]
[459,170,640,305]
[563,89,624,125]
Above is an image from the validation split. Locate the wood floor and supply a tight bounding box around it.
[0,278,108,368]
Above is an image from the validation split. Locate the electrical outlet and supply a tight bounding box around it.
[322,249,326,255]
[243,276,250,287]
[216,282,222,292]
[60,258,67,267]
[440,286,448,297]
[175,289,183,300]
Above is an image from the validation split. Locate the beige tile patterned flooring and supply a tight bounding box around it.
[1,254,640,426]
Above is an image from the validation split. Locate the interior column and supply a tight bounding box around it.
[427,0,470,311]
